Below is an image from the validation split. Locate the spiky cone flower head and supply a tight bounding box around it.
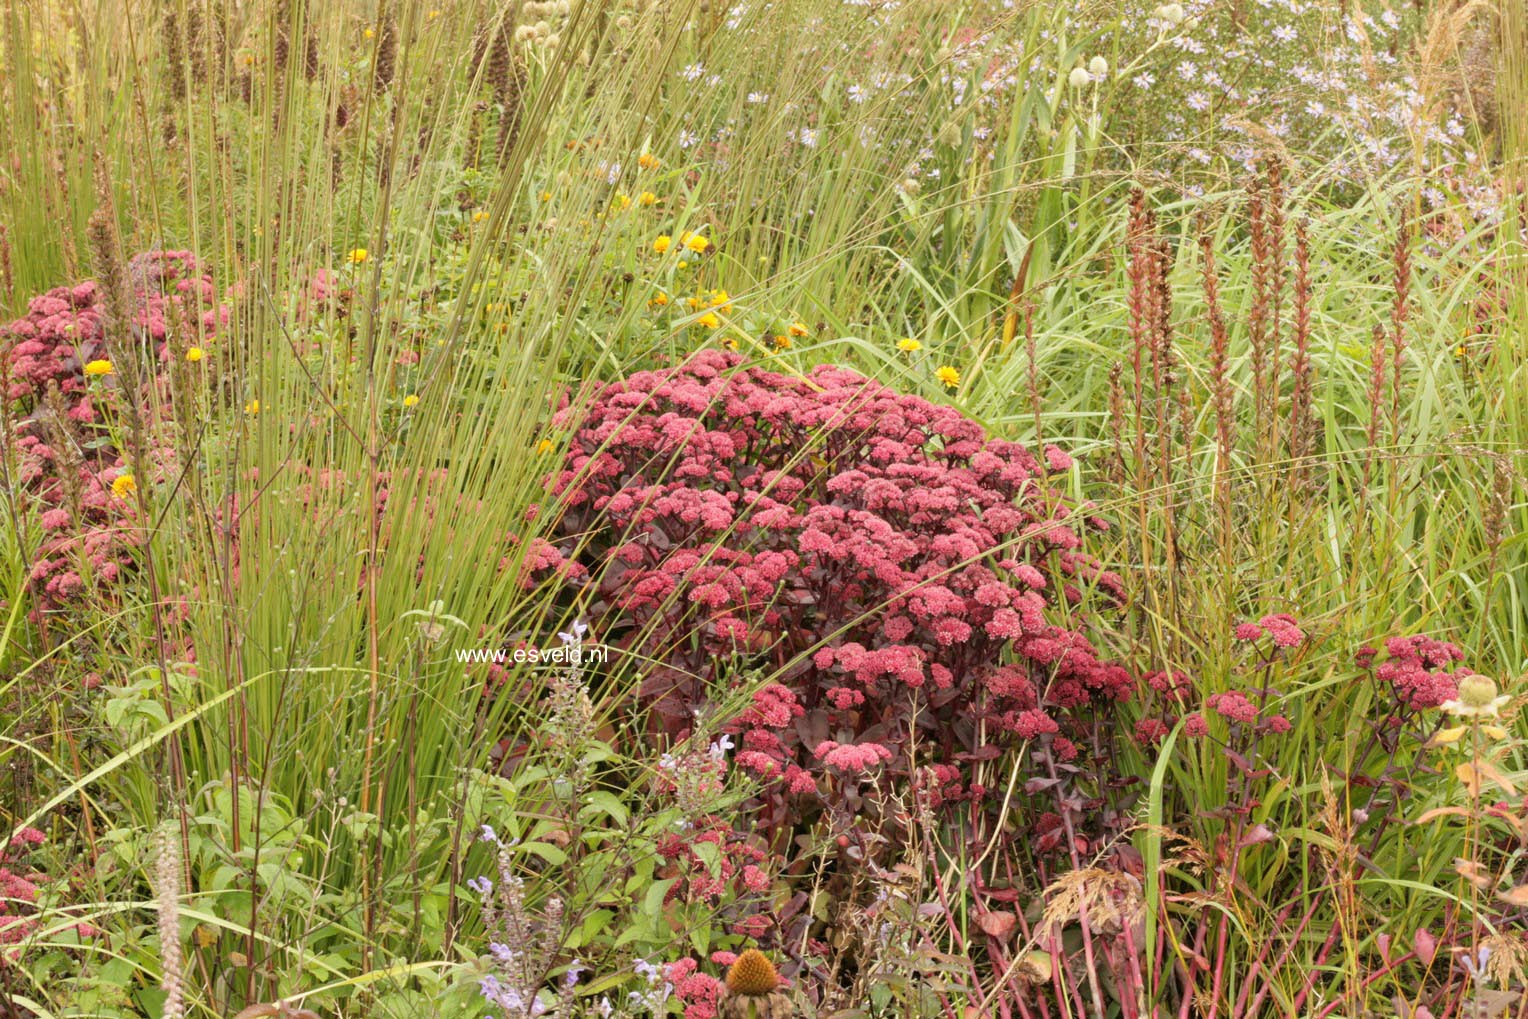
[722,950,791,1019]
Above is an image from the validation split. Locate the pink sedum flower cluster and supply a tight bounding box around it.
[5,252,223,404]
[1360,634,1468,711]
[1,826,96,962]
[1234,613,1306,648]
[546,351,1132,818]
[3,252,225,615]
[653,819,775,942]
[666,959,727,1019]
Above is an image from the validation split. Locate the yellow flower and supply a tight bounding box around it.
[697,312,721,329]
[403,394,420,408]
[936,365,960,389]
[84,359,114,377]
[638,153,660,170]
[428,8,441,18]
[680,232,710,254]
[649,291,669,307]
[472,210,489,223]
[677,260,689,269]
[773,334,792,349]
[639,191,658,206]
[110,473,136,500]
[722,336,739,350]
[709,289,733,312]
[653,234,673,254]
[348,248,369,264]
[185,347,204,363]
[788,321,809,337]
[540,190,552,202]
[537,438,555,454]
[245,399,260,415]
[897,338,922,352]
[364,27,375,39]
[613,193,632,210]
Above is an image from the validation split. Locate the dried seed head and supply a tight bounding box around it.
[373,7,398,94]
[726,949,780,996]
[155,825,185,1019]
[304,26,319,81]
[0,223,12,299]
[1459,675,1499,709]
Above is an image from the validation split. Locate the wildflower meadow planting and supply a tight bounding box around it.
[1,0,1525,1016]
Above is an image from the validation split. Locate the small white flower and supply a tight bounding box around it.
[1067,66,1091,89]
[1155,1,1185,25]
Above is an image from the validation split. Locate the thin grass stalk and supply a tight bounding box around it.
[1199,224,1234,577]
[1286,218,1313,489]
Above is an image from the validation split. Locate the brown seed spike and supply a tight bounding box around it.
[726,949,779,996]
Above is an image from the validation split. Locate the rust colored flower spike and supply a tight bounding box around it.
[726,949,780,996]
